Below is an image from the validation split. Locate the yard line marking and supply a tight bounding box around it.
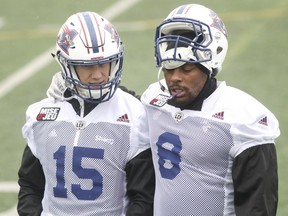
[0,47,55,99]
[0,181,19,193]
[0,0,141,100]
[0,182,18,216]
[1,7,287,41]
[0,17,5,29]
[0,205,17,216]
[100,0,141,20]
[225,24,264,67]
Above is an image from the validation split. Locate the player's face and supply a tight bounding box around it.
[163,63,208,107]
[75,63,110,88]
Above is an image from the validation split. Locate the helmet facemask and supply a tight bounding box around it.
[155,19,213,72]
[57,51,123,103]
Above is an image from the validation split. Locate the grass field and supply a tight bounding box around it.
[0,0,287,215]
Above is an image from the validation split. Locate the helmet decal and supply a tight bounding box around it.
[77,12,103,54]
[174,4,192,15]
[104,23,120,48]
[57,25,78,55]
[209,10,228,38]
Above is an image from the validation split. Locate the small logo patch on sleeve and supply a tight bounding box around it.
[149,94,170,107]
[258,116,268,126]
[36,107,60,121]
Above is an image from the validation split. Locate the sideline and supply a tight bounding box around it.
[0,0,141,100]
[0,0,141,215]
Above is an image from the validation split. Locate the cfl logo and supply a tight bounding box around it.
[174,112,184,123]
[75,120,86,130]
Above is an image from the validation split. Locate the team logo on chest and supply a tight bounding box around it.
[36,107,60,121]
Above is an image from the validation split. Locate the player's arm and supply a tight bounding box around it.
[232,143,278,216]
[18,145,45,216]
[125,148,155,216]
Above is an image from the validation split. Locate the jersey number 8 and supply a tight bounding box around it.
[156,132,182,180]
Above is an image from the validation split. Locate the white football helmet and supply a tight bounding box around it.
[55,11,124,103]
[155,4,228,76]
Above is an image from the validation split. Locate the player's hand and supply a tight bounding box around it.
[46,72,68,101]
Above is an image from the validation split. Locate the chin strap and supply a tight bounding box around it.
[157,66,166,92]
[157,66,180,101]
[211,68,219,77]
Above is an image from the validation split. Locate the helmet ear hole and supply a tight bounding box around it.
[217,47,223,54]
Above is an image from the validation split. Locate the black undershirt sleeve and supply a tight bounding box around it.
[232,143,278,216]
[125,148,155,216]
[17,145,45,216]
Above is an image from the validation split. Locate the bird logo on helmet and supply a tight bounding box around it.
[57,25,78,55]
[209,10,228,39]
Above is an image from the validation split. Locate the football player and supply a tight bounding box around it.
[139,4,280,216]
[17,12,154,216]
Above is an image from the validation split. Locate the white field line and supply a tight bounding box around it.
[0,47,55,99]
[0,0,141,100]
[100,0,141,20]
[0,205,17,216]
[0,1,141,215]
[0,181,19,193]
[0,182,18,216]
[0,182,19,216]
[0,17,5,29]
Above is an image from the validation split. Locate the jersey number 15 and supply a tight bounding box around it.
[53,145,104,200]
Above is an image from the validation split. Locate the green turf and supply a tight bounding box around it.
[0,0,287,214]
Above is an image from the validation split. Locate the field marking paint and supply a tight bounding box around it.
[0,7,287,41]
[0,47,55,99]
[225,24,264,68]
[100,0,141,20]
[0,17,5,29]
[0,182,18,216]
[0,205,17,216]
[0,181,19,193]
[0,0,141,100]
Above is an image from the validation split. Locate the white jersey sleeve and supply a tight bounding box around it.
[224,86,280,157]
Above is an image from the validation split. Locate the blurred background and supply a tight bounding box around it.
[0,0,287,215]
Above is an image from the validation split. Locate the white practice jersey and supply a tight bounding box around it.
[140,81,280,216]
[22,89,149,216]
